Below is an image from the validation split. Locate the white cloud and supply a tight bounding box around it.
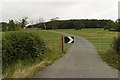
[0,0,119,22]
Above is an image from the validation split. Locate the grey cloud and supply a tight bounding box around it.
[1,0,119,22]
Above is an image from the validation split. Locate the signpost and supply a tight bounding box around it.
[61,36,74,53]
[64,36,74,43]
[61,36,64,53]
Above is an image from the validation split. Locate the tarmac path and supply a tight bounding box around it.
[34,31,118,78]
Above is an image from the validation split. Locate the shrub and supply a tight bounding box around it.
[2,30,46,71]
[112,36,120,55]
[104,49,120,70]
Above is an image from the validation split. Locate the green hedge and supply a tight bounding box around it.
[112,36,120,55]
[2,31,46,70]
[111,36,120,70]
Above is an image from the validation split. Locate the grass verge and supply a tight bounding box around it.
[102,48,120,69]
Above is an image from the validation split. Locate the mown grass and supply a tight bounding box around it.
[57,28,117,37]
[2,30,72,78]
[57,28,119,69]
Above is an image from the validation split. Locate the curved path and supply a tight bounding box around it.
[34,31,118,78]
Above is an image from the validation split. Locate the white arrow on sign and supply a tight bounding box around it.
[68,37,74,43]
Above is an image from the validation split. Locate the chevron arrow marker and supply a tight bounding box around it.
[68,37,74,43]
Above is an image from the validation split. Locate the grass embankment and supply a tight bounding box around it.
[57,28,119,69]
[2,30,72,78]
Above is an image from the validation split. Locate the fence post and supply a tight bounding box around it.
[99,37,100,51]
[61,36,64,53]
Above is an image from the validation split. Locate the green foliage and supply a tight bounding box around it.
[1,22,9,31]
[2,30,67,78]
[8,20,16,31]
[104,37,120,70]
[1,17,28,32]
[103,49,120,70]
[51,21,59,29]
[75,22,85,30]
[115,19,120,32]
[8,20,23,31]
[1,20,22,31]
[20,17,28,28]
[112,36,120,55]
[105,20,118,31]
[2,31,46,72]
[31,19,109,29]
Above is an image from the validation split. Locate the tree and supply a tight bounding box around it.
[75,22,84,30]
[106,20,116,31]
[30,19,110,29]
[114,19,120,31]
[20,17,28,29]
[50,17,59,29]
[1,22,8,31]
[38,18,46,29]
[118,19,120,32]
[8,20,16,31]
[15,20,22,30]
[112,36,120,55]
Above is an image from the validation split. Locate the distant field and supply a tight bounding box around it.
[57,28,117,37]
[57,28,118,55]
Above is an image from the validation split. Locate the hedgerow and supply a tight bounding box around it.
[112,36,120,55]
[2,30,46,72]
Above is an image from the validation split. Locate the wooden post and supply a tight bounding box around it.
[61,36,64,53]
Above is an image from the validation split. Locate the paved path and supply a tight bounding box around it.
[34,31,118,78]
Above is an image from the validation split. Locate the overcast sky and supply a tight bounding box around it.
[0,0,119,23]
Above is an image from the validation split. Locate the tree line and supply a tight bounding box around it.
[1,17,28,32]
[28,19,119,31]
[1,18,119,31]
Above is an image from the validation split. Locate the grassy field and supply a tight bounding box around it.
[2,30,72,78]
[32,30,72,53]
[57,28,118,37]
[57,28,118,54]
